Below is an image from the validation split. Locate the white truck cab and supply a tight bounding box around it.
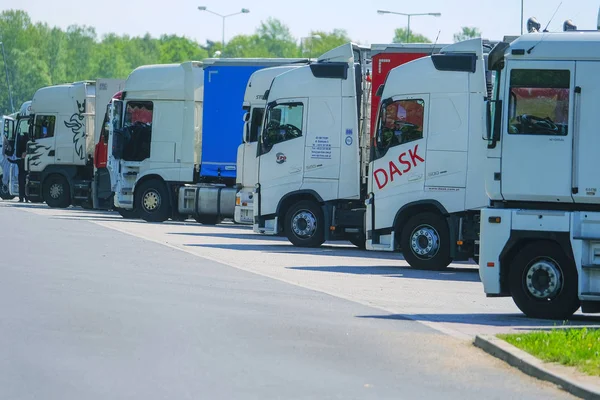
[234,64,308,225]
[26,80,124,208]
[253,43,370,248]
[479,32,600,319]
[366,38,488,269]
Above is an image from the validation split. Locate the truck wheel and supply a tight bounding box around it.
[194,215,221,225]
[0,182,15,200]
[400,212,451,270]
[509,241,580,320]
[116,207,139,219]
[284,200,325,248]
[136,179,171,223]
[348,233,366,249]
[43,175,71,208]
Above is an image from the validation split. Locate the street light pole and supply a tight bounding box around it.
[0,42,14,113]
[377,10,441,43]
[198,6,250,51]
[521,0,524,35]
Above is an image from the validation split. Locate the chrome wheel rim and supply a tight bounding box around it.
[525,258,563,300]
[410,224,440,260]
[142,190,160,212]
[292,210,317,238]
[49,183,63,199]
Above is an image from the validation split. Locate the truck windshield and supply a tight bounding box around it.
[508,69,570,136]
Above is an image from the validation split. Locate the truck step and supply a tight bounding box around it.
[124,172,138,176]
[573,236,600,241]
[581,292,600,297]
[582,264,600,270]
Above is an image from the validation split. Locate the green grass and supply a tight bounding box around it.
[499,328,600,376]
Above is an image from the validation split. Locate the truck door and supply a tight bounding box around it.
[27,114,56,171]
[572,61,600,204]
[257,99,307,214]
[107,100,123,192]
[369,95,429,229]
[500,61,575,203]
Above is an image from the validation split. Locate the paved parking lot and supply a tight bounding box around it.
[14,202,600,340]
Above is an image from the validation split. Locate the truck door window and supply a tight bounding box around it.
[264,103,304,147]
[249,107,265,143]
[375,99,425,159]
[33,115,56,139]
[122,101,153,162]
[508,69,570,136]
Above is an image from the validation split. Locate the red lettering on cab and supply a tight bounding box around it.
[373,144,425,191]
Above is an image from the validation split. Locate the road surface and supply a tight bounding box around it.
[0,203,580,399]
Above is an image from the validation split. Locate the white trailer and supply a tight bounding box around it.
[479,32,600,319]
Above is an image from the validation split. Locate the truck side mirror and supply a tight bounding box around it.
[243,112,250,122]
[244,121,250,143]
[484,99,503,147]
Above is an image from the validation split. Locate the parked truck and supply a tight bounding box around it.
[237,44,445,227]
[234,65,310,224]
[108,58,308,223]
[253,42,493,270]
[479,31,600,319]
[25,79,125,208]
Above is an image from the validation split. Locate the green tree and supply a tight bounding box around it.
[453,27,482,43]
[303,29,351,58]
[255,18,298,57]
[64,25,97,81]
[392,28,431,44]
[158,35,208,63]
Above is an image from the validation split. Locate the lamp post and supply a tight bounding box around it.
[377,10,441,43]
[0,42,14,113]
[521,0,524,35]
[301,35,321,58]
[198,6,250,51]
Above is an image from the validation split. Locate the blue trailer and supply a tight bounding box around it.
[199,60,307,182]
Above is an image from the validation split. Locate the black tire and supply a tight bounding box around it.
[284,200,325,248]
[0,180,15,200]
[116,207,139,219]
[509,241,580,320]
[348,233,366,249]
[400,212,452,270]
[136,179,171,223]
[194,215,221,225]
[43,175,70,208]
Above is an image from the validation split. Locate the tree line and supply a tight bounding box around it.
[0,9,481,116]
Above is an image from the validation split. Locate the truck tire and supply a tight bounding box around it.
[194,215,221,225]
[136,179,171,223]
[284,200,325,248]
[43,175,71,208]
[0,182,15,200]
[116,207,139,219]
[400,212,452,270]
[509,241,580,320]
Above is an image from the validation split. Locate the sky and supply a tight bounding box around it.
[1,0,598,46]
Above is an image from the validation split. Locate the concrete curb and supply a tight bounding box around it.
[474,335,600,400]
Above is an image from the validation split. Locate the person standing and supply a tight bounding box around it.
[7,133,28,202]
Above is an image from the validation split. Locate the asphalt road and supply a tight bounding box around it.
[0,203,576,399]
